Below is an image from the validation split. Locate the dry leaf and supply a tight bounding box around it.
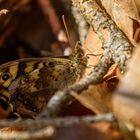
[100,0,140,43]
[71,84,113,114]
[114,0,140,21]
[112,3,134,42]
[71,67,119,114]
[83,27,103,74]
[135,0,140,13]
[99,0,113,17]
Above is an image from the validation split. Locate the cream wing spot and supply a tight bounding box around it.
[9,64,18,80]
[24,62,35,73]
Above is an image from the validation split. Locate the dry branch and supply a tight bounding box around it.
[0,113,114,128]
[0,113,114,139]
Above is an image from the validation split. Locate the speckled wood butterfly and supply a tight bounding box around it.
[0,42,87,118]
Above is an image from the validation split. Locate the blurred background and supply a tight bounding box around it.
[0,0,88,64]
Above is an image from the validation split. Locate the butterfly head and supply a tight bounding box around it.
[70,42,87,64]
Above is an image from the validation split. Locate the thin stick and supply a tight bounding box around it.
[0,113,114,128]
[0,113,114,139]
[62,15,71,45]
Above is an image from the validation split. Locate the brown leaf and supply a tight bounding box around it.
[83,27,103,75]
[71,67,119,114]
[71,82,114,114]
[101,0,140,43]
[135,0,140,13]
[114,0,140,21]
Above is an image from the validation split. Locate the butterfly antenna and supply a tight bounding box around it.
[62,15,71,45]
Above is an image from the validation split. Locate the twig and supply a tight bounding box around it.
[0,113,114,139]
[0,113,114,128]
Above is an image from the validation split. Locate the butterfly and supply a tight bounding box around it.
[0,42,87,118]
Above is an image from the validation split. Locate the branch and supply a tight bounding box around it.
[0,113,114,128]
[0,113,114,139]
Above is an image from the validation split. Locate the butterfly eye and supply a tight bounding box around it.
[23,99,30,106]
[2,73,11,81]
[32,107,37,112]
[48,62,54,67]
[24,77,29,82]
[21,76,30,84]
